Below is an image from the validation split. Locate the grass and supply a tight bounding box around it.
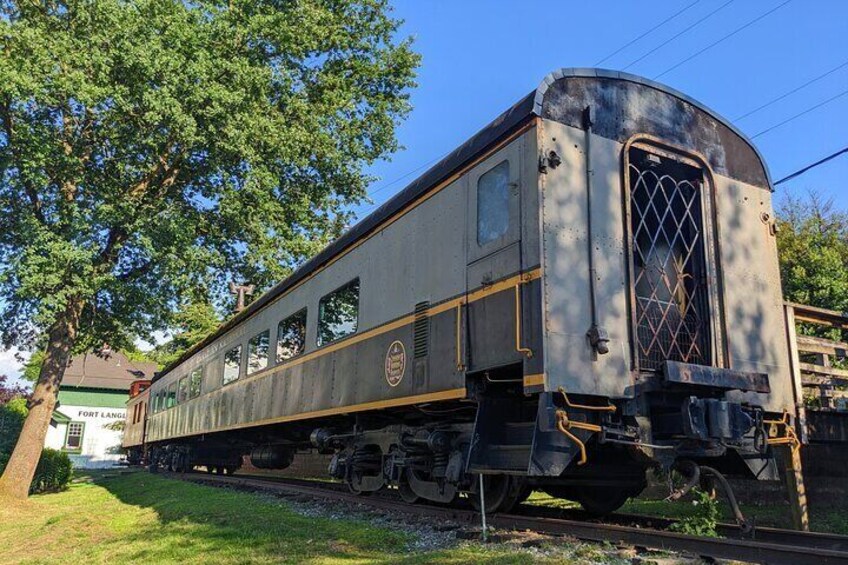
[527,490,848,535]
[0,471,627,565]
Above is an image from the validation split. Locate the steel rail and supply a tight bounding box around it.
[166,472,848,565]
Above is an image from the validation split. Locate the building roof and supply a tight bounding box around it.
[63,350,157,391]
[154,68,772,383]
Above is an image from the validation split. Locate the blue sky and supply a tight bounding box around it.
[4,0,846,384]
[355,0,848,218]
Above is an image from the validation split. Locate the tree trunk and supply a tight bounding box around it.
[0,300,83,499]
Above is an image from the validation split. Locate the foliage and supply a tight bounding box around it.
[776,191,848,341]
[0,398,70,493]
[149,298,223,367]
[28,448,73,494]
[0,0,419,354]
[0,397,27,453]
[0,374,30,404]
[668,489,721,537]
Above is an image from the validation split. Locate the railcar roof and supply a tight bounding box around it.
[152,68,771,383]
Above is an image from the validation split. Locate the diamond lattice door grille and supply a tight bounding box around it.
[629,156,711,371]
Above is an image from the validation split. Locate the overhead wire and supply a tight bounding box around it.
[750,88,848,139]
[734,59,848,121]
[773,146,848,185]
[621,0,735,71]
[653,0,793,79]
[594,0,702,66]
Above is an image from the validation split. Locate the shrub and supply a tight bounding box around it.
[0,398,28,453]
[30,448,73,494]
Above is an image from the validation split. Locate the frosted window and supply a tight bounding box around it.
[477,160,511,245]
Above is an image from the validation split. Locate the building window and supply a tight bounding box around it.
[177,376,189,404]
[223,345,242,385]
[189,368,202,398]
[65,422,84,451]
[477,160,511,245]
[167,382,177,408]
[277,309,307,362]
[318,279,360,346]
[247,330,270,375]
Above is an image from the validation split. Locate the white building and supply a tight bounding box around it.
[44,349,156,468]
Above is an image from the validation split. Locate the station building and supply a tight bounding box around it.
[44,348,156,468]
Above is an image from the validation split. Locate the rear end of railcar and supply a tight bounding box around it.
[516,70,801,513]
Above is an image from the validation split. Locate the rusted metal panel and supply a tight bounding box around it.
[664,361,770,393]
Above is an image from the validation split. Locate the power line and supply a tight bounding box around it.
[774,146,848,185]
[751,88,848,139]
[653,0,792,79]
[622,0,735,71]
[735,59,848,121]
[367,151,448,197]
[594,0,702,67]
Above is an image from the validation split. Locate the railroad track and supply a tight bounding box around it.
[165,472,848,565]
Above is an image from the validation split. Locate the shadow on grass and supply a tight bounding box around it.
[88,470,529,565]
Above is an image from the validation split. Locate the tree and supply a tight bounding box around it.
[150,298,223,367]
[0,0,418,498]
[776,191,848,341]
[0,375,30,405]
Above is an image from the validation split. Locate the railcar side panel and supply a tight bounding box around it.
[146,127,541,442]
[715,175,794,412]
[540,120,632,398]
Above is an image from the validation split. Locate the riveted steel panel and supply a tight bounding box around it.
[714,174,793,412]
[540,119,632,398]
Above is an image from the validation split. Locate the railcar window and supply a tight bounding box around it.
[64,422,84,451]
[318,279,360,346]
[151,392,159,413]
[247,330,270,375]
[277,309,307,362]
[477,160,511,245]
[189,368,202,398]
[223,345,242,385]
[177,376,188,404]
[167,383,177,408]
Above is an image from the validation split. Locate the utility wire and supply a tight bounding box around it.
[654,0,792,79]
[734,59,848,121]
[622,0,735,71]
[774,146,848,185]
[594,0,701,66]
[751,88,848,139]
[367,151,448,197]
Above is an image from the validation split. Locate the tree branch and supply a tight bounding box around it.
[1,98,46,224]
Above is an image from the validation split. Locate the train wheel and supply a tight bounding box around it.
[574,486,632,516]
[469,475,525,514]
[397,471,420,504]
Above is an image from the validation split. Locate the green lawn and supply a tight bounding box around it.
[527,491,848,535]
[0,471,629,565]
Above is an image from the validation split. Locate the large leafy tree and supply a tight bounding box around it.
[776,191,848,342]
[776,192,848,313]
[0,0,417,498]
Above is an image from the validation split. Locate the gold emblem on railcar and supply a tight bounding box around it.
[384,340,406,387]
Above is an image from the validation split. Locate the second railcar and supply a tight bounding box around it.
[133,68,802,514]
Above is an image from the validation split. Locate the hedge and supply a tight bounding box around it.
[0,399,74,494]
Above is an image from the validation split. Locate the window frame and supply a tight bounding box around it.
[223,344,243,385]
[247,329,271,375]
[317,278,361,347]
[177,376,189,404]
[167,382,177,409]
[64,421,85,452]
[189,368,203,399]
[276,308,308,363]
[476,159,512,247]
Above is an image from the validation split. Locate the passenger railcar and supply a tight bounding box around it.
[125,69,802,514]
